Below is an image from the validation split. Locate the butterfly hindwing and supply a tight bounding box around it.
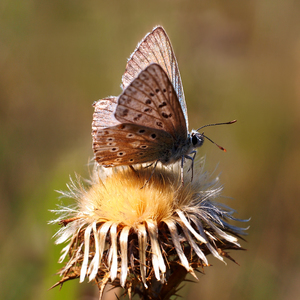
[122,26,188,129]
[93,124,174,166]
[115,63,187,142]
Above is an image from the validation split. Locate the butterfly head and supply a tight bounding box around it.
[190,130,204,148]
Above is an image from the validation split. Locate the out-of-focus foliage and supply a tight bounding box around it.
[1,1,300,299]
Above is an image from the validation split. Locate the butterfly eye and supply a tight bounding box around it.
[192,135,198,145]
[192,134,204,147]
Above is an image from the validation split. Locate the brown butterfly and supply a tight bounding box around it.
[92,26,235,182]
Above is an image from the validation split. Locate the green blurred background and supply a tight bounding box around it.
[1,1,300,299]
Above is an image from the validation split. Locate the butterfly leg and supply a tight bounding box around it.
[187,151,197,172]
[180,156,185,185]
[144,161,155,169]
[184,150,197,182]
[129,165,139,178]
[141,160,159,189]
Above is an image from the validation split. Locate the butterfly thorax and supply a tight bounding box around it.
[159,130,204,165]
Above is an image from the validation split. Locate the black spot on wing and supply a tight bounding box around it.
[158,102,167,108]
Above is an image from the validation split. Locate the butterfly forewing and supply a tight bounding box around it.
[93,124,174,166]
[115,63,187,142]
[122,26,188,129]
[92,97,120,130]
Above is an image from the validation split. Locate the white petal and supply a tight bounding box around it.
[110,223,118,282]
[176,209,207,244]
[58,244,71,263]
[98,221,113,262]
[137,224,148,288]
[146,220,166,280]
[120,226,130,287]
[88,222,100,281]
[164,219,191,272]
[180,222,208,265]
[80,224,93,282]
[192,216,224,262]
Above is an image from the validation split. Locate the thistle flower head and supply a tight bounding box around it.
[50,159,248,299]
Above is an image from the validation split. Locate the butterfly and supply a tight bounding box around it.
[92,26,235,182]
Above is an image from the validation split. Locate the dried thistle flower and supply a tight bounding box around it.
[50,159,248,299]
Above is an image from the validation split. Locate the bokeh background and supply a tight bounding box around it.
[1,1,300,299]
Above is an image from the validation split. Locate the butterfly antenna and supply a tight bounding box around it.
[196,120,237,131]
[201,133,227,152]
[197,120,237,152]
